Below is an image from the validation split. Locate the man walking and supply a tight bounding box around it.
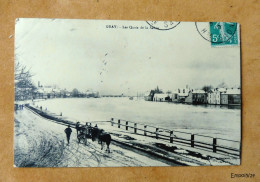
[64,125,72,145]
[75,121,80,136]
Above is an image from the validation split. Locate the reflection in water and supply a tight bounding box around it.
[166,100,241,110]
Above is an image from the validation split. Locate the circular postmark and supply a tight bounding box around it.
[146,21,180,30]
[195,22,238,44]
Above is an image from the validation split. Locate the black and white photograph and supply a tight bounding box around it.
[14,18,241,167]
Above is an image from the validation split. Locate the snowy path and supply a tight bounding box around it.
[14,109,169,167]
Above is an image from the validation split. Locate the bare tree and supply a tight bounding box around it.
[202,85,213,93]
[72,88,79,97]
[154,86,163,94]
[217,82,228,88]
[15,62,36,101]
[166,90,172,94]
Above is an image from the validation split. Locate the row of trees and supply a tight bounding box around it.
[14,62,97,100]
[71,88,100,98]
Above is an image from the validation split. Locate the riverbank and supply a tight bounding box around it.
[20,105,240,166]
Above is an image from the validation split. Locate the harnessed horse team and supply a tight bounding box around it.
[75,122,111,153]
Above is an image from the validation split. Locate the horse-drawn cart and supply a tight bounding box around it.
[76,124,93,145]
[75,122,111,152]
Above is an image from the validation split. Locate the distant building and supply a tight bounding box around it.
[208,88,227,105]
[178,92,189,102]
[221,94,228,105]
[184,91,193,103]
[207,89,216,104]
[144,92,152,101]
[33,87,44,99]
[176,86,190,102]
[171,90,179,102]
[33,82,63,99]
[53,88,61,98]
[191,90,207,104]
[221,88,241,105]
[43,87,55,99]
[153,93,171,102]
[146,86,164,101]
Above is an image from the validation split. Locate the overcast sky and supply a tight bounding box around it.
[15,18,240,95]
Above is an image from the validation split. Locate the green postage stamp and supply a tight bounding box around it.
[210,22,239,47]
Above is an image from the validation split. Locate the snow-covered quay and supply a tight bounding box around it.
[14,109,170,167]
[14,97,240,167]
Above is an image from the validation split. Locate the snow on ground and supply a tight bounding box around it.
[14,109,169,167]
[32,97,240,164]
[15,98,240,167]
[17,106,240,167]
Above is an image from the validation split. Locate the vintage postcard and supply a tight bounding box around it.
[14,19,241,167]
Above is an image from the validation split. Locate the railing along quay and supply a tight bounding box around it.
[24,103,240,157]
[110,118,241,157]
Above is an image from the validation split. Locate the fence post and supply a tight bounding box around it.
[118,119,120,128]
[156,128,159,139]
[134,123,137,133]
[144,125,147,136]
[170,131,173,143]
[213,138,217,153]
[111,118,114,126]
[126,121,128,130]
[191,134,195,147]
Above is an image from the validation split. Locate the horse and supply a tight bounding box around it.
[91,128,111,153]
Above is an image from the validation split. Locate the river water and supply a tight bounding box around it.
[36,97,241,141]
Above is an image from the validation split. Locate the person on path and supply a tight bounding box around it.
[75,122,80,136]
[64,125,72,145]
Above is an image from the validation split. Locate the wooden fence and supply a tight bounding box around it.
[25,104,241,157]
[110,118,241,157]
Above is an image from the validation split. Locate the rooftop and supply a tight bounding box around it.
[192,90,205,94]
[222,89,241,95]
